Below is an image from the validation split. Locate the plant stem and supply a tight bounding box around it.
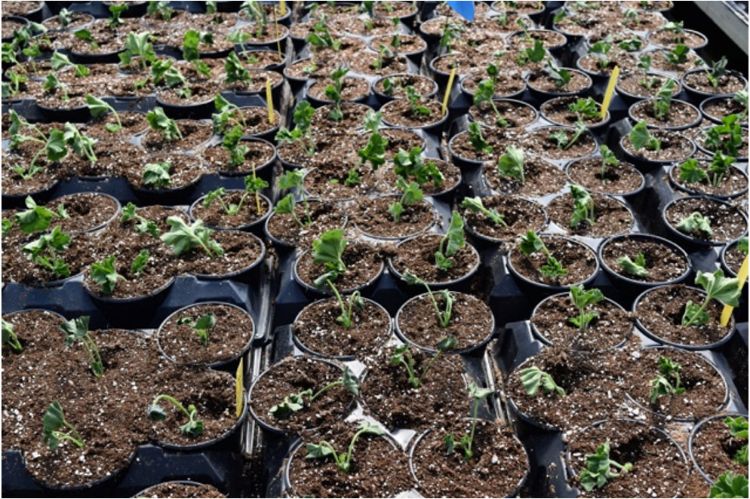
[153,394,191,419]
[309,379,343,402]
[326,279,351,328]
[683,295,710,327]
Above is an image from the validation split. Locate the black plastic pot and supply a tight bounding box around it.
[69,48,125,65]
[700,94,749,125]
[306,77,371,108]
[2,16,28,43]
[189,191,272,236]
[458,74,527,102]
[35,101,91,122]
[291,297,392,361]
[694,124,749,162]
[293,249,385,298]
[615,73,682,106]
[371,73,438,106]
[192,231,266,284]
[394,291,495,355]
[661,196,749,249]
[84,276,176,322]
[627,98,703,131]
[632,285,736,350]
[447,131,490,171]
[526,68,593,101]
[134,480,222,498]
[618,133,697,171]
[1,179,59,208]
[156,301,255,369]
[380,100,450,136]
[467,98,539,129]
[129,173,203,206]
[539,96,611,132]
[564,157,646,199]
[667,162,748,200]
[236,26,290,52]
[597,233,692,295]
[215,137,277,180]
[681,68,749,101]
[237,48,290,73]
[688,412,748,485]
[720,238,747,278]
[463,197,549,250]
[263,200,349,252]
[156,93,216,120]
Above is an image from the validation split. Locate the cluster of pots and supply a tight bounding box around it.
[2,0,749,498]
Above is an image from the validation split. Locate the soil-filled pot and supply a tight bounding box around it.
[293,241,384,297]
[526,68,593,101]
[624,347,729,422]
[395,291,495,354]
[380,97,449,135]
[351,196,438,241]
[468,98,539,129]
[564,419,689,498]
[540,96,611,131]
[700,94,749,125]
[688,413,749,484]
[530,292,633,352]
[189,230,266,283]
[292,296,392,361]
[526,125,599,163]
[189,191,272,235]
[462,195,548,249]
[633,281,737,349]
[202,137,277,178]
[627,98,702,131]
[507,234,599,294]
[156,302,255,368]
[371,73,438,105]
[616,72,682,105]
[661,196,748,248]
[264,200,347,250]
[681,68,748,100]
[409,420,529,497]
[36,100,91,122]
[721,237,748,278]
[84,276,176,321]
[247,356,356,434]
[483,155,568,198]
[156,93,216,120]
[619,129,696,170]
[598,233,692,293]
[565,156,645,198]
[283,420,413,497]
[545,190,635,239]
[668,161,748,200]
[135,481,226,498]
[388,234,481,291]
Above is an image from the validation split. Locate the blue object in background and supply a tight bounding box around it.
[447,0,474,21]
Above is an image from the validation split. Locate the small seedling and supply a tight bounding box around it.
[545,60,572,88]
[652,79,676,120]
[90,256,124,296]
[598,145,620,180]
[403,272,455,328]
[706,56,728,89]
[358,111,388,169]
[705,114,743,157]
[649,355,686,403]
[306,18,342,51]
[276,101,316,156]
[497,146,525,183]
[311,229,347,287]
[568,97,600,120]
[473,78,510,127]
[148,394,204,437]
[617,252,649,278]
[665,44,689,65]
[682,269,740,327]
[178,313,217,346]
[325,66,348,121]
[147,0,175,20]
[85,95,122,133]
[578,441,633,491]
[724,416,748,465]
[388,178,423,223]
[405,85,432,117]
[738,236,748,256]
[160,217,224,257]
[274,169,311,227]
[43,401,85,450]
[2,319,22,353]
[570,184,595,229]
[60,316,103,378]
[517,39,545,65]
[467,122,493,155]
[392,147,444,188]
[389,336,457,389]
[434,211,465,272]
[212,95,244,135]
[146,107,183,141]
[710,472,749,498]
[270,367,359,418]
[119,32,156,69]
[130,249,150,275]
[519,366,566,397]
[121,203,159,237]
[550,121,588,150]
[325,280,363,329]
[142,161,171,189]
[443,383,495,460]
[14,196,65,234]
[676,211,712,239]
[589,40,612,71]
[518,231,568,281]
[568,284,604,333]
[629,120,661,151]
[22,226,72,278]
[461,196,507,227]
[62,123,97,165]
[306,421,384,473]
[618,37,642,52]
[108,3,128,28]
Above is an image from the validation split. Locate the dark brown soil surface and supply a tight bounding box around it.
[140,120,213,153]
[463,195,547,242]
[508,348,630,432]
[390,234,479,284]
[352,196,435,239]
[624,348,726,421]
[380,98,446,129]
[630,99,700,129]
[3,230,91,285]
[670,162,747,198]
[412,420,528,497]
[266,201,346,248]
[541,97,608,127]
[219,106,279,137]
[566,157,644,196]
[509,29,566,49]
[191,191,269,229]
[302,166,376,202]
[158,303,254,366]
[509,236,598,287]
[601,236,689,283]
[374,158,460,197]
[484,156,567,197]
[293,298,391,359]
[649,28,706,49]
[450,126,528,163]
[635,285,735,347]
[532,294,633,351]
[621,129,694,162]
[373,74,435,99]
[525,127,597,161]
[122,151,205,190]
[380,128,426,155]
[567,420,689,498]
[138,482,225,498]
[724,239,746,276]
[249,356,354,433]
[469,100,538,129]
[42,11,93,31]
[691,416,749,482]
[307,77,370,103]
[547,192,634,237]
[649,48,704,74]
[288,421,413,498]
[702,97,748,125]
[398,292,493,351]
[178,230,263,278]
[462,70,526,98]
[617,73,681,100]
[684,71,746,96]
[665,196,746,244]
[85,111,148,140]
[296,241,383,292]
[360,346,467,430]
[202,140,275,176]
[310,102,372,134]
[527,69,592,95]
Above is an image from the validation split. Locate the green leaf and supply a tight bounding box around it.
[498,146,525,183]
[467,122,493,155]
[682,300,710,327]
[578,441,633,492]
[519,366,565,397]
[568,97,600,119]
[15,196,57,234]
[678,159,708,184]
[146,107,182,141]
[90,256,123,295]
[710,472,749,498]
[695,269,741,308]
[130,249,150,275]
[160,216,224,257]
[312,229,347,284]
[676,212,712,238]
[617,254,649,278]
[519,230,545,256]
[460,196,506,226]
[629,120,661,151]
[142,161,171,188]
[2,319,23,353]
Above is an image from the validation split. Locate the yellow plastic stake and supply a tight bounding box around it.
[280,0,287,16]
[235,357,244,418]
[600,65,620,119]
[442,67,457,116]
[721,254,749,326]
[266,78,275,124]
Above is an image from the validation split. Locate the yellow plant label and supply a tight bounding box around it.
[442,67,457,115]
[600,66,620,119]
[721,255,748,326]
[266,79,275,124]
[235,357,244,418]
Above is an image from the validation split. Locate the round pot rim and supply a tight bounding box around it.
[394,291,495,355]
[681,67,749,98]
[428,52,465,78]
[463,196,549,246]
[525,68,593,97]
[627,98,703,131]
[263,200,348,250]
[688,412,748,485]
[2,307,66,322]
[618,132,697,167]
[661,195,749,247]
[247,355,352,434]
[623,345,731,422]
[371,73,439,101]
[387,234,482,288]
[293,247,385,296]
[632,283,737,350]
[380,99,449,131]
[530,124,600,162]
[188,191,273,231]
[214,136,278,177]
[699,94,750,125]
[468,97,540,128]
[366,34,427,57]
[507,234,600,292]
[134,480,219,497]
[155,300,256,369]
[458,73,527,100]
[597,232,692,287]
[83,274,176,304]
[352,196,439,242]
[291,296,393,362]
[508,28,567,49]
[667,162,749,200]
[546,190,636,238]
[694,124,750,161]
[530,292,631,351]
[564,157,646,197]
[191,230,266,280]
[539,95,611,129]
[720,238,744,278]
[647,27,708,50]
[506,392,560,432]
[615,72,682,102]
